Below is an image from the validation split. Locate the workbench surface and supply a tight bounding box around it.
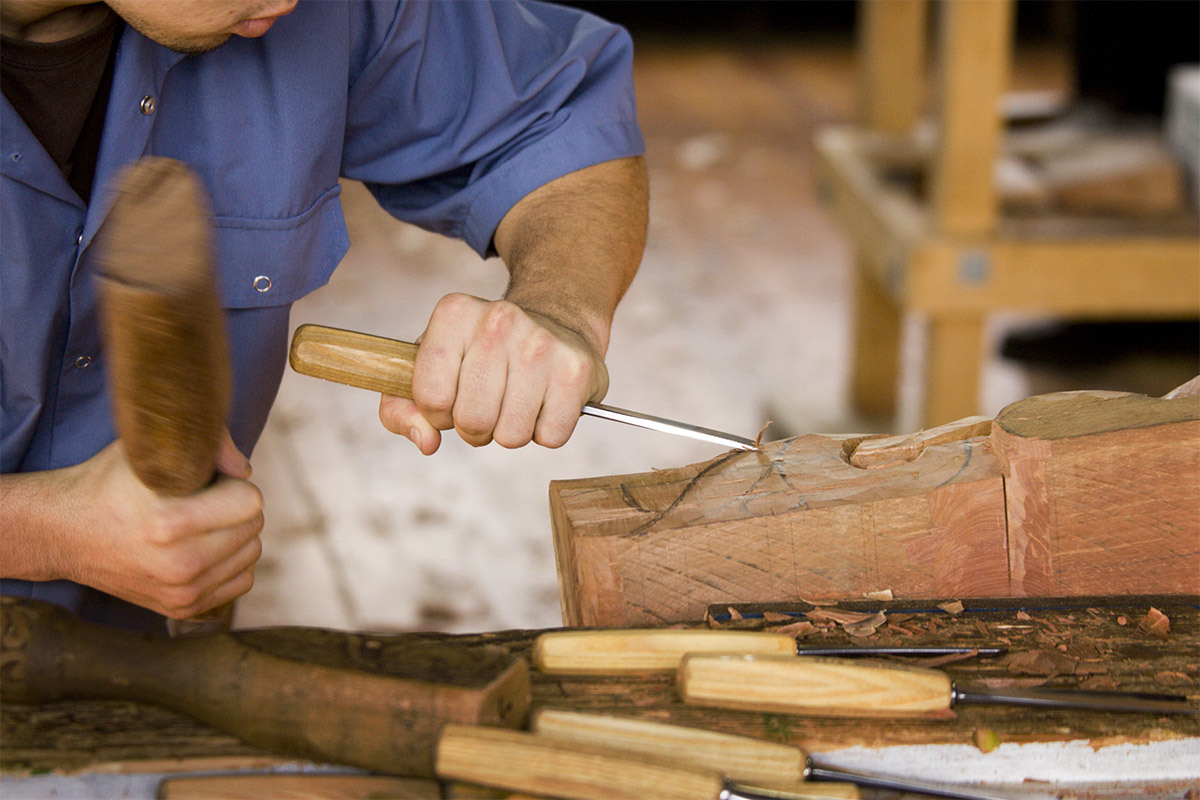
[3,595,1198,798]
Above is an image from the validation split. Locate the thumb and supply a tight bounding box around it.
[214,429,253,479]
[379,395,441,455]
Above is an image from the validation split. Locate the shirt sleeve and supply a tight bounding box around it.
[340,0,645,257]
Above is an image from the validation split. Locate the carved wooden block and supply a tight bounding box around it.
[550,386,1199,626]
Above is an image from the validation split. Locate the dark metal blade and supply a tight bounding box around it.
[795,646,1006,658]
[953,685,1197,715]
[719,765,1050,800]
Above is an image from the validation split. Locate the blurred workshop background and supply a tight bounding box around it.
[237,0,1200,635]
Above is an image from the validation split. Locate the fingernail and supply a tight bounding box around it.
[409,427,423,451]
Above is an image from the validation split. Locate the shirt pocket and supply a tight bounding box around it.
[213,184,351,308]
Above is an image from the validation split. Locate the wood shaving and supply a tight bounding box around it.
[1138,607,1171,639]
[843,611,887,638]
[938,600,965,616]
[772,620,817,639]
[754,420,772,448]
[863,589,894,601]
[727,606,743,620]
[762,612,793,623]
[1016,611,1033,621]
[887,613,916,624]
[1117,616,1128,626]
[1003,649,1080,678]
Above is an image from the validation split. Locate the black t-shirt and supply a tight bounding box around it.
[1,11,122,203]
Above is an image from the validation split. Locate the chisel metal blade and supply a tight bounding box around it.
[952,686,1198,715]
[582,402,758,451]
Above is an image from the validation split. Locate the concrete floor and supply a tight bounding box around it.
[234,39,1195,635]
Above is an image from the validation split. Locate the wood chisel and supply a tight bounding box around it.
[436,721,1031,800]
[288,324,759,451]
[678,654,1199,717]
[532,628,1004,674]
[94,156,233,634]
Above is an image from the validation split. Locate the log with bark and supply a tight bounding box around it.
[549,383,1199,627]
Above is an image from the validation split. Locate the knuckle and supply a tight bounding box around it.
[435,292,472,316]
[454,411,493,438]
[413,383,454,415]
[519,330,555,366]
[146,513,185,546]
[480,302,519,344]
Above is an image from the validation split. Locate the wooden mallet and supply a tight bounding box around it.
[94,157,233,634]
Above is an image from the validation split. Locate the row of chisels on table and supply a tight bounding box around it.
[2,597,1194,800]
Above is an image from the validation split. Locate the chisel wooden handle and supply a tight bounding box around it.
[0,596,529,777]
[96,157,233,634]
[679,654,952,716]
[289,324,418,398]
[532,710,860,798]
[533,629,796,674]
[435,724,726,800]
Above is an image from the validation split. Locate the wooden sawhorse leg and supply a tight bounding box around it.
[924,313,984,427]
[850,257,903,421]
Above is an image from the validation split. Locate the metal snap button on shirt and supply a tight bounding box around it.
[253,275,272,293]
[140,95,156,115]
[74,355,92,369]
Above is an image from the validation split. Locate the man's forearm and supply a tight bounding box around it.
[0,470,74,582]
[492,156,649,357]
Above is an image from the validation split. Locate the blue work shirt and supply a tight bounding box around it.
[0,0,644,628]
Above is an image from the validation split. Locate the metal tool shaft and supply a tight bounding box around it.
[583,402,758,451]
[952,686,1197,715]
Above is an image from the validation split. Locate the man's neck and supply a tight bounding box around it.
[1,1,109,43]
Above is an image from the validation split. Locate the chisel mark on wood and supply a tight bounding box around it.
[630,450,747,535]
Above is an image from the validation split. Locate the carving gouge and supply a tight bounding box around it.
[531,710,1044,800]
[437,722,1022,800]
[288,324,758,451]
[679,654,1199,717]
[532,628,1004,675]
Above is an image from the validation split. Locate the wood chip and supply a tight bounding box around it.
[727,606,743,620]
[762,612,793,623]
[1003,649,1079,678]
[843,611,888,638]
[1138,607,1171,639]
[974,727,1001,754]
[1016,611,1033,621]
[938,600,965,616]
[863,589,894,601]
[772,620,817,639]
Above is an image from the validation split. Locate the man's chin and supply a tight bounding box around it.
[162,33,233,56]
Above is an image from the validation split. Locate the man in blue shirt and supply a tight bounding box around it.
[0,0,648,631]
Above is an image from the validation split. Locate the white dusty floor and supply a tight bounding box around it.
[234,41,1192,635]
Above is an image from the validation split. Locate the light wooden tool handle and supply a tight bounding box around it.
[531,710,862,798]
[532,629,796,675]
[533,709,804,784]
[436,724,726,800]
[679,655,953,716]
[289,324,418,398]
